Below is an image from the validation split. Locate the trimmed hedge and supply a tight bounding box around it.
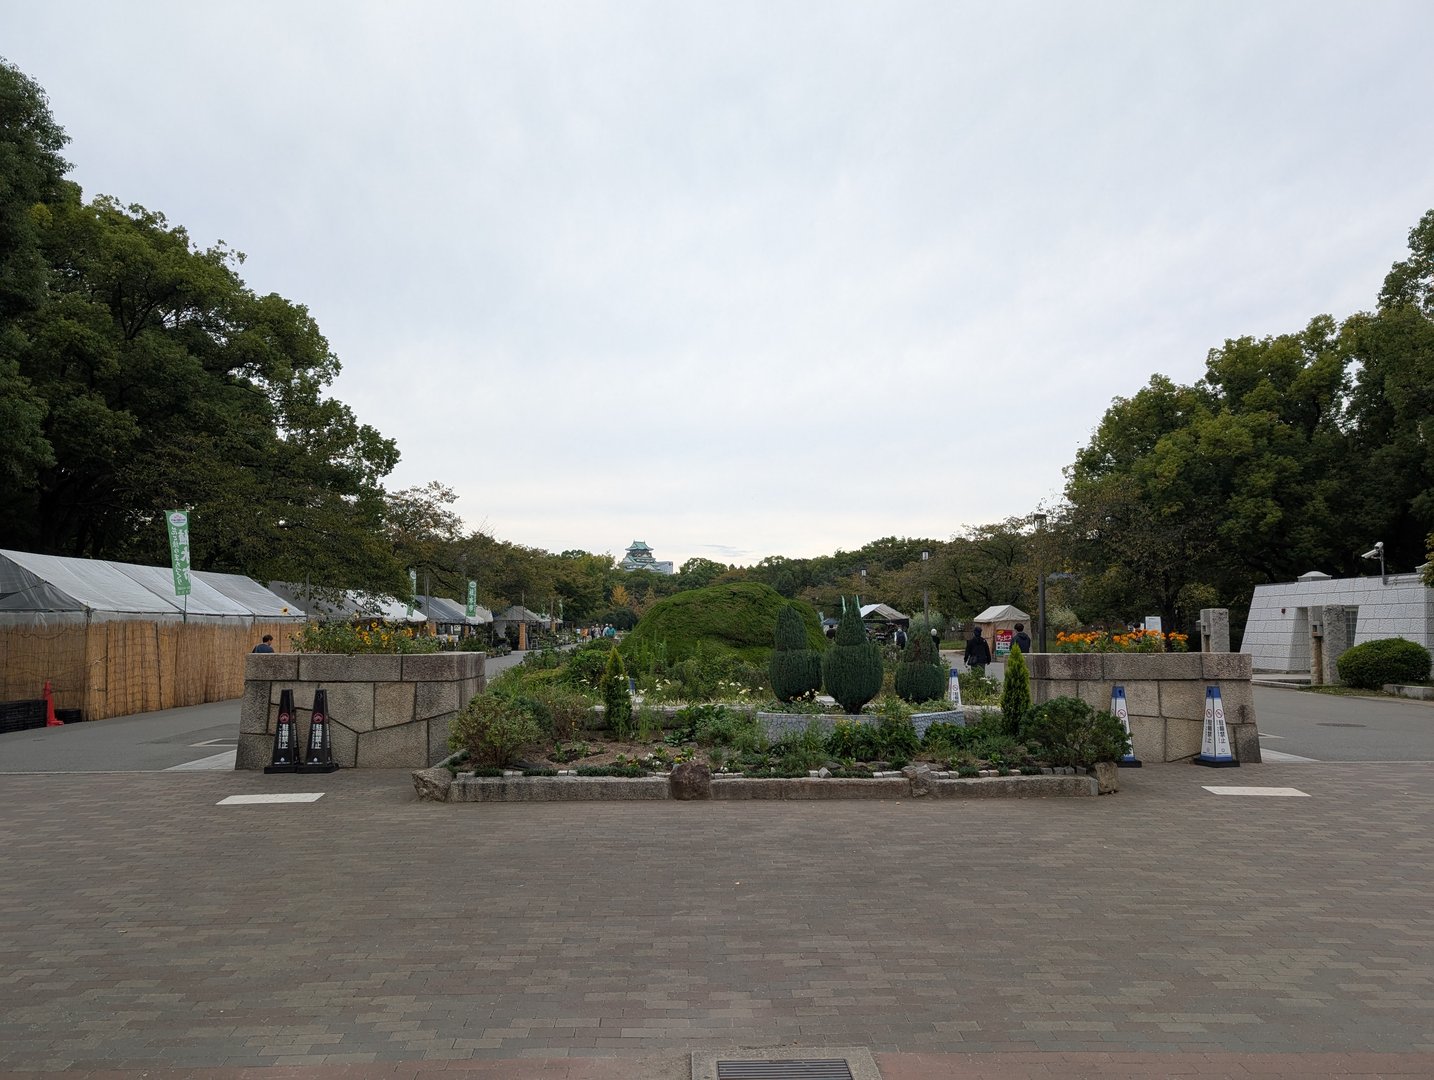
[1336,637,1431,689]
[621,582,825,665]
[894,631,947,704]
[822,600,883,714]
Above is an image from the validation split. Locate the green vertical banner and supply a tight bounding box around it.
[407,568,418,618]
[165,510,191,596]
[466,580,477,619]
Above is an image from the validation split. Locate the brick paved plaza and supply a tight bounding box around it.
[1,760,1431,1079]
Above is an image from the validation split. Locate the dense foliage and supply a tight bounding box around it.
[821,599,883,714]
[769,602,823,702]
[621,582,824,665]
[1019,696,1129,768]
[894,630,946,704]
[448,695,542,767]
[1000,645,1032,736]
[1335,638,1431,690]
[600,647,633,739]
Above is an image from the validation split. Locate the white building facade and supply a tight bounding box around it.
[1241,570,1434,672]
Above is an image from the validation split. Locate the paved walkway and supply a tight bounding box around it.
[1,760,1431,1079]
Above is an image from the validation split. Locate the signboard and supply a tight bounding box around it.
[994,628,1013,657]
[949,667,962,706]
[407,568,417,618]
[165,510,191,596]
[466,580,477,619]
[1144,615,1162,632]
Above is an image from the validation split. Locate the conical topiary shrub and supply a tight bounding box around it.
[770,603,823,702]
[895,629,948,704]
[601,647,633,740]
[1001,643,1032,737]
[822,598,883,714]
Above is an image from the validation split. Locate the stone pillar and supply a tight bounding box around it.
[1198,608,1231,653]
[1319,604,1355,685]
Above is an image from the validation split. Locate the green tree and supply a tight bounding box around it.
[821,598,883,714]
[601,647,633,739]
[769,602,822,702]
[894,628,946,704]
[1000,645,1032,737]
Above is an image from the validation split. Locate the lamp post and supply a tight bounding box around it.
[921,550,930,637]
[1032,512,1047,653]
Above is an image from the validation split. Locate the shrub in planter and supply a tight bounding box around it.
[1020,696,1129,769]
[601,648,634,740]
[1000,644,1032,736]
[1336,637,1431,689]
[895,630,948,704]
[448,694,542,767]
[822,599,883,714]
[770,603,823,702]
[826,718,881,761]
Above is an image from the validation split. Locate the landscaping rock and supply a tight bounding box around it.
[902,763,936,797]
[1091,760,1119,794]
[412,766,452,802]
[669,761,712,800]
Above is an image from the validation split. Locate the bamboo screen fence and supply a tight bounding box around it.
[0,620,299,721]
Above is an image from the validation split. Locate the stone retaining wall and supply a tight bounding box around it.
[1027,652,1259,763]
[237,652,485,770]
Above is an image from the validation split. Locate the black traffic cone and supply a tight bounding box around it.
[300,687,339,773]
[264,688,300,773]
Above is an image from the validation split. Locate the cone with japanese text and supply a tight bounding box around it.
[1194,685,1238,767]
[264,688,300,773]
[299,687,339,773]
[1110,685,1141,767]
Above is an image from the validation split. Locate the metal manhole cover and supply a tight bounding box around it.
[716,1062,853,1080]
[692,1047,879,1080]
[1317,722,1366,728]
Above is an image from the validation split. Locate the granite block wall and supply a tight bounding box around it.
[236,651,485,769]
[1027,652,1259,764]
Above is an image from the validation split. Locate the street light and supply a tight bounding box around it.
[921,550,930,639]
[1032,512,1048,652]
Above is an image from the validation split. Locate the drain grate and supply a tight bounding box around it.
[716,1062,854,1080]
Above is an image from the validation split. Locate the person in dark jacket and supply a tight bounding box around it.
[251,634,275,653]
[1012,622,1032,654]
[964,627,991,670]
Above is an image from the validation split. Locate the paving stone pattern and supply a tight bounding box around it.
[0,762,1432,1079]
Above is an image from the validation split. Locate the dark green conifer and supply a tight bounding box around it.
[821,598,883,714]
[895,629,948,704]
[770,603,822,702]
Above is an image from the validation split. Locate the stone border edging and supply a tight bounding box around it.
[411,764,1104,802]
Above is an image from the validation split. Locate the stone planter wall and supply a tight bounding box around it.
[1027,652,1259,764]
[236,652,485,770]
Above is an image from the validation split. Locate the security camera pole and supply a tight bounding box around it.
[1361,541,1386,585]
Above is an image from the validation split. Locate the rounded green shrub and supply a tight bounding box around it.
[822,600,883,714]
[770,603,823,702]
[1336,638,1431,689]
[894,630,947,703]
[621,582,825,666]
[447,694,542,766]
[1019,696,1129,768]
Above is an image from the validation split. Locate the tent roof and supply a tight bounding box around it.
[193,570,305,618]
[973,604,1031,623]
[496,604,546,623]
[420,596,493,625]
[268,582,426,623]
[860,603,910,622]
[0,549,298,620]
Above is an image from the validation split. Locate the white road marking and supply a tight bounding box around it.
[189,738,238,748]
[217,793,325,805]
[1259,749,1320,762]
[1203,786,1309,797]
[166,749,238,771]
[1257,732,1285,739]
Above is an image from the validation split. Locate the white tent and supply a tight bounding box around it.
[0,549,303,626]
[972,604,1031,623]
[267,582,427,624]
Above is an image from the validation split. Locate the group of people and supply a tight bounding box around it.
[962,621,1031,673]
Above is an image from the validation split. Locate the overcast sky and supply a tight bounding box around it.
[7,1,1433,568]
